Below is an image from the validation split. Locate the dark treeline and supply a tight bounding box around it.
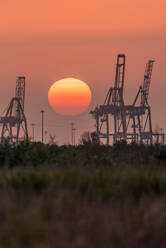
[0,140,166,167]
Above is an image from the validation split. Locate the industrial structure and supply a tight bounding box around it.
[90,54,165,145]
[0,76,28,143]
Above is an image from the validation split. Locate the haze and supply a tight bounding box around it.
[0,0,166,144]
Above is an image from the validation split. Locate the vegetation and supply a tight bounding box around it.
[0,141,166,247]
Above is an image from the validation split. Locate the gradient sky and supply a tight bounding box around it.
[0,0,166,144]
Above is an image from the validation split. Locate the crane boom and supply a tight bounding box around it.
[141,60,154,106]
[15,76,25,110]
[112,54,125,105]
[15,76,25,119]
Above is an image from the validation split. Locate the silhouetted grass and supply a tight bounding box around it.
[0,142,166,247]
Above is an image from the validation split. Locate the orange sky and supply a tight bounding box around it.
[0,0,166,144]
[0,0,166,39]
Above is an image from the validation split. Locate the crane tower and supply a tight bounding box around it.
[0,77,28,143]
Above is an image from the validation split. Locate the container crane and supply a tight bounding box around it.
[90,55,164,145]
[0,77,28,143]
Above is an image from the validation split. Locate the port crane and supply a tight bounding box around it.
[90,54,164,145]
[0,77,28,143]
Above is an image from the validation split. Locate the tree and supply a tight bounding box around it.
[80,131,100,145]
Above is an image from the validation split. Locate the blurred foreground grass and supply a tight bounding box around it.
[0,142,166,247]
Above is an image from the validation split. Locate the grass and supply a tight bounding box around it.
[0,141,166,247]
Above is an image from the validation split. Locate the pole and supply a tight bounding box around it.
[45,130,47,143]
[41,110,44,143]
[73,127,76,145]
[71,122,76,145]
[31,123,36,142]
[71,122,74,145]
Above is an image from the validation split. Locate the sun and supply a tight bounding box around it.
[48,78,92,116]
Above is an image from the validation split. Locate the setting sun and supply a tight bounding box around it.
[48,78,92,116]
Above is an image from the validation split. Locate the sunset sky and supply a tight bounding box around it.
[0,0,166,144]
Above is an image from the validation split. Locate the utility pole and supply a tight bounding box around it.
[73,127,76,145]
[45,130,48,143]
[41,110,44,143]
[70,122,76,145]
[31,123,36,142]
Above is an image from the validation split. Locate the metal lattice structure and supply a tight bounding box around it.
[0,77,28,143]
[90,54,165,145]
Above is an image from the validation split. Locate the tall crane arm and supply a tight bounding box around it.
[15,76,25,111]
[141,60,154,106]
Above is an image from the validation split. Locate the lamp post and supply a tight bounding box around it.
[45,130,48,143]
[70,122,76,145]
[31,123,36,142]
[41,110,44,143]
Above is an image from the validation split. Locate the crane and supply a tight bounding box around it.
[90,55,164,145]
[0,77,28,143]
[90,54,127,144]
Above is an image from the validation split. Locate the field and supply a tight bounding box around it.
[0,141,166,247]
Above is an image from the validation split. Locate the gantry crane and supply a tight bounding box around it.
[0,77,28,143]
[90,54,165,145]
[129,60,164,144]
[90,54,127,144]
[129,60,154,144]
